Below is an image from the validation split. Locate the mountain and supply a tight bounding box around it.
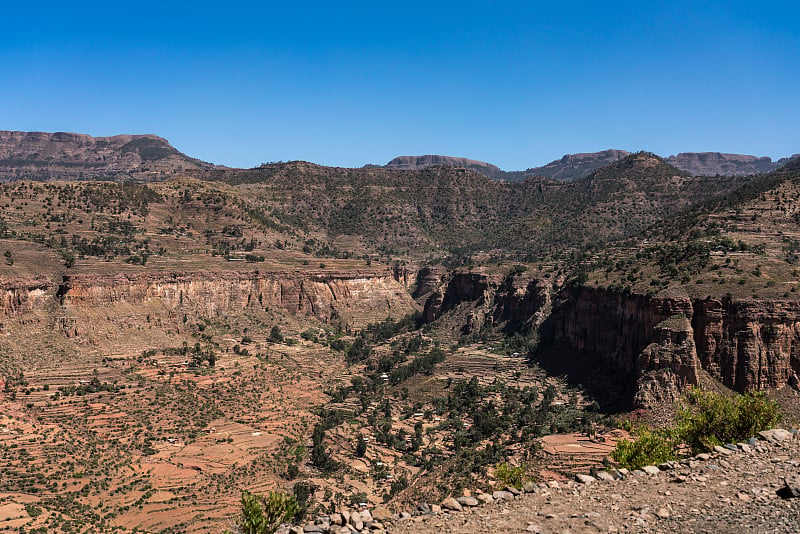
[0,130,214,182]
[665,152,798,176]
[380,150,631,182]
[381,150,799,182]
[521,149,631,181]
[382,154,506,180]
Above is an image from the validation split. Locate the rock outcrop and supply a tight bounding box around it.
[1,269,417,328]
[423,274,800,407]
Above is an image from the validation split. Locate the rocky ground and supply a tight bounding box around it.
[292,429,800,534]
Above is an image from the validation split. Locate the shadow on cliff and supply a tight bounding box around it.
[528,341,636,414]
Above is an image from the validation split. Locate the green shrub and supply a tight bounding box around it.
[495,461,527,489]
[675,387,780,454]
[612,388,781,468]
[611,427,677,469]
[236,490,300,534]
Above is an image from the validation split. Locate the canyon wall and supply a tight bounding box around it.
[1,269,417,328]
[425,274,800,407]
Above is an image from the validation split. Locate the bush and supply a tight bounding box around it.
[236,490,300,534]
[611,427,677,469]
[612,388,781,468]
[675,387,780,454]
[495,462,526,489]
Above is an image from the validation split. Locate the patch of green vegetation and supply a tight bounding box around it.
[612,388,780,469]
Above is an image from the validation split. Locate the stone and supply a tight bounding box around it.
[348,514,363,531]
[477,493,494,504]
[713,445,733,456]
[359,510,373,522]
[724,443,739,451]
[329,513,343,526]
[399,512,411,520]
[696,453,711,461]
[748,437,759,446]
[656,508,671,519]
[658,462,674,471]
[430,504,441,514]
[493,490,515,500]
[738,443,751,453]
[547,480,560,489]
[303,524,325,533]
[595,471,616,482]
[505,486,521,496]
[456,496,479,507]
[416,503,430,513]
[759,429,792,442]
[617,468,629,476]
[643,466,661,476]
[576,474,596,484]
[441,497,463,512]
[784,474,800,498]
[289,527,304,534]
[371,506,392,521]
[523,481,538,493]
[526,523,543,533]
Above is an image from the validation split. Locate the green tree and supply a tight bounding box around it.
[235,490,299,534]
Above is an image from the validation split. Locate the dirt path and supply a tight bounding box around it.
[389,432,800,533]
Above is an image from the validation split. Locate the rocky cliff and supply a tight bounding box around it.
[424,273,800,408]
[1,269,417,328]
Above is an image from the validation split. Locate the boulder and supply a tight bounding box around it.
[595,471,615,482]
[643,466,661,476]
[371,506,393,521]
[477,493,494,504]
[576,474,596,484]
[759,429,793,442]
[441,497,463,511]
[784,474,800,498]
[456,496,479,507]
[492,490,515,500]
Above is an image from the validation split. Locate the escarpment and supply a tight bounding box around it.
[424,274,800,407]
[1,269,417,328]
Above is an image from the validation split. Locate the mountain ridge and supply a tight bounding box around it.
[0,130,215,182]
[381,150,798,182]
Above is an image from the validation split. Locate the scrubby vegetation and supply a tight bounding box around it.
[612,388,781,469]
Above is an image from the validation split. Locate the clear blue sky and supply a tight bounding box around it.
[1,1,798,170]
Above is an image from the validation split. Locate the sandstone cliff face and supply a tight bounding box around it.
[424,275,800,407]
[0,270,417,329]
[0,278,54,318]
[546,287,800,406]
[57,270,416,327]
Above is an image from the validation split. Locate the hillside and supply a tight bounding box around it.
[197,153,752,264]
[0,130,214,182]
[0,139,799,533]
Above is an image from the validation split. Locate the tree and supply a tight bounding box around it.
[269,326,284,343]
[235,490,299,534]
[355,438,367,458]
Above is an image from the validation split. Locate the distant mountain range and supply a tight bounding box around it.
[0,129,796,183]
[0,130,214,182]
[384,150,798,182]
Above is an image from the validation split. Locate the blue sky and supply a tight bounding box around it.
[1,1,798,169]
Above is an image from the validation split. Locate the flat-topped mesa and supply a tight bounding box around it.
[664,152,796,177]
[0,130,212,182]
